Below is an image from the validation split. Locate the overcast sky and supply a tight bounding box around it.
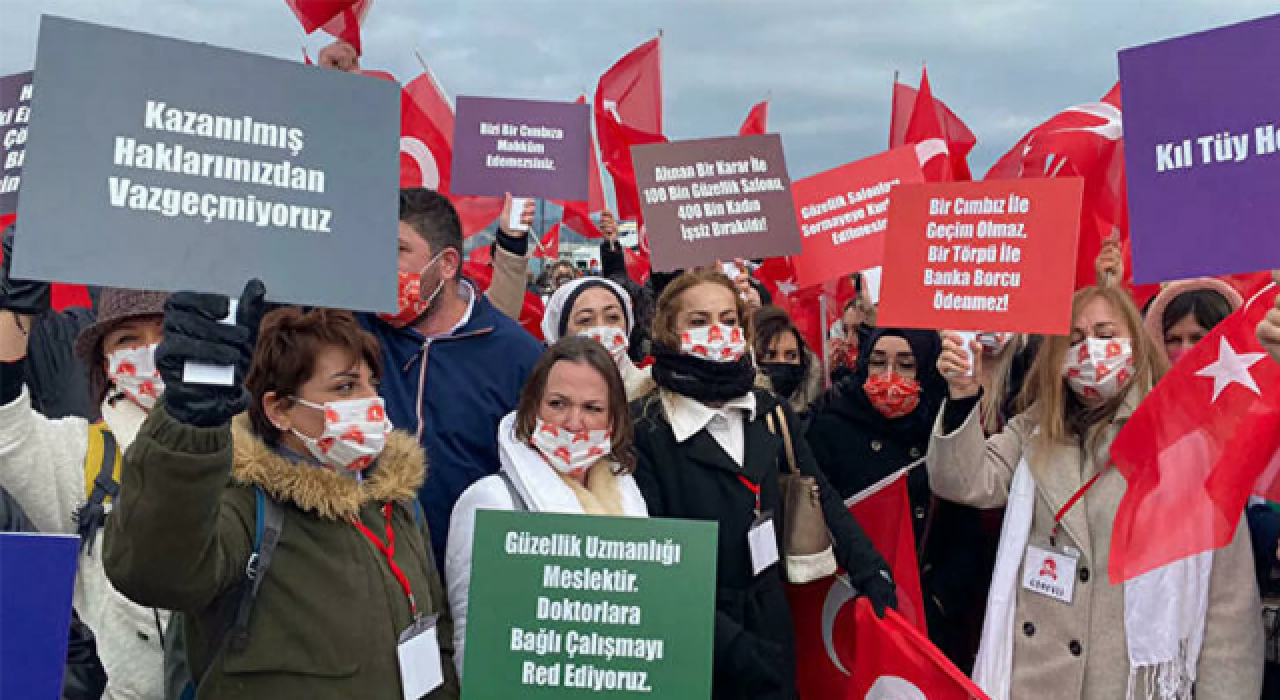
[1,0,1276,184]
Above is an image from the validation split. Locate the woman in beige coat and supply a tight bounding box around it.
[929,284,1262,700]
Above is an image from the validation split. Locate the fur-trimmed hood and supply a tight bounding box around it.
[228,416,425,521]
[1143,277,1243,362]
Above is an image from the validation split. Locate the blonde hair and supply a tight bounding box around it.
[979,334,1028,435]
[651,269,753,351]
[1021,286,1167,457]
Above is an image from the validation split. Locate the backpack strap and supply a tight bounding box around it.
[228,487,284,653]
[74,423,121,554]
[498,470,529,512]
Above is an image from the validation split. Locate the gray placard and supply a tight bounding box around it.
[13,16,400,312]
[0,71,33,217]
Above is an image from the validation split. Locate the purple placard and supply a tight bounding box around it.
[449,96,589,201]
[1120,13,1280,284]
[0,71,33,217]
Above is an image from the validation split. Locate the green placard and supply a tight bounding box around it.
[462,511,717,699]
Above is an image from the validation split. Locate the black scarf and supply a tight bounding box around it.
[651,345,757,403]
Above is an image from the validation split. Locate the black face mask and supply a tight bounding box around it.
[760,362,805,399]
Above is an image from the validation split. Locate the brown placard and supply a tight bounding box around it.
[632,134,801,271]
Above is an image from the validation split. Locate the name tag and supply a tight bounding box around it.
[397,615,444,700]
[1021,544,1077,604]
[748,515,779,577]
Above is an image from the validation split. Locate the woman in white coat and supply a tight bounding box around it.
[445,336,648,677]
[541,276,654,400]
[930,284,1262,700]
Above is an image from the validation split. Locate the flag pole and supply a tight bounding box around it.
[414,50,429,74]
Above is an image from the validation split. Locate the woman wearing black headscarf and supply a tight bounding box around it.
[805,327,992,673]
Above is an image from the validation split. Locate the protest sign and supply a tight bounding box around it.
[791,146,923,288]
[0,71,33,218]
[878,178,1082,335]
[13,16,399,312]
[632,134,801,271]
[451,96,590,201]
[0,533,79,700]
[1120,13,1280,283]
[462,510,717,700]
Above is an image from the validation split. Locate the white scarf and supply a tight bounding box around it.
[974,455,1212,700]
[100,395,149,452]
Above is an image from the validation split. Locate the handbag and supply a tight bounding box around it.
[765,404,838,584]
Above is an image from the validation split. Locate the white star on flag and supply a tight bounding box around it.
[1195,336,1266,403]
[776,278,798,297]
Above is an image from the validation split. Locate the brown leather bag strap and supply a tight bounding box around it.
[771,405,799,476]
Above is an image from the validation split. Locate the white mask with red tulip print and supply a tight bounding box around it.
[107,343,165,411]
[1062,337,1135,402]
[579,325,630,366]
[530,419,612,477]
[291,397,392,474]
[680,323,747,363]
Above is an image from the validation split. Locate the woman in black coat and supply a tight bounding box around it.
[805,327,991,673]
[630,268,895,700]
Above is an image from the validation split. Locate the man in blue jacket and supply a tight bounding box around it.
[360,189,542,565]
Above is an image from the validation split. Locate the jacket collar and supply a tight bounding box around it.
[497,413,646,517]
[229,417,425,521]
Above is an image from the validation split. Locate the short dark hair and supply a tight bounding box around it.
[399,188,462,256]
[514,336,635,473]
[246,307,383,446]
[1161,288,1233,336]
[751,305,811,374]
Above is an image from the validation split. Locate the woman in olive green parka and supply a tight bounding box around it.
[104,286,458,700]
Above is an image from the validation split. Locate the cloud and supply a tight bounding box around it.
[2,0,1277,184]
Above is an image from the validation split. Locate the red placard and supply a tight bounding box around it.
[791,146,923,288]
[878,178,1083,334]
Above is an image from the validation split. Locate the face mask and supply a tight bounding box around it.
[977,332,1014,354]
[291,397,392,474]
[863,373,921,420]
[680,323,746,363]
[107,343,165,411]
[1063,337,1135,402]
[1167,344,1188,366]
[761,362,806,399]
[579,325,629,366]
[378,253,445,329]
[530,418,611,477]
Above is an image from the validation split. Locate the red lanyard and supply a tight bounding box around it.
[1050,467,1109,546]
[737,475,761,515]
[353,503,418,617]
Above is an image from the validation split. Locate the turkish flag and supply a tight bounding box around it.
[1110,284,1280,583]
[286,0,370,53]
[557,96,607,239]
[984,82,1158,303]
[890,68,976,182]
[537,223,561,260]
[400,70,503,237]
[462,261,545,340]
[595,37,666,223]
[847,598,990,700]
[739,100,769,136]
[623,246,651,286]
[847,469,927,633]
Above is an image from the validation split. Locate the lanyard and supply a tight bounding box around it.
[353,503,419,618]
[737,474,761,516]
[1050,467,1109,546]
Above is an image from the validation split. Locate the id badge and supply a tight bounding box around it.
[748,511,779,576]
[397,614,443,700]
[1021,544,1078,604]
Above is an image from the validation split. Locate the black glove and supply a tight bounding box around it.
[0,226,52,315]
[854,568,898,619]
[156,280,267,427]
